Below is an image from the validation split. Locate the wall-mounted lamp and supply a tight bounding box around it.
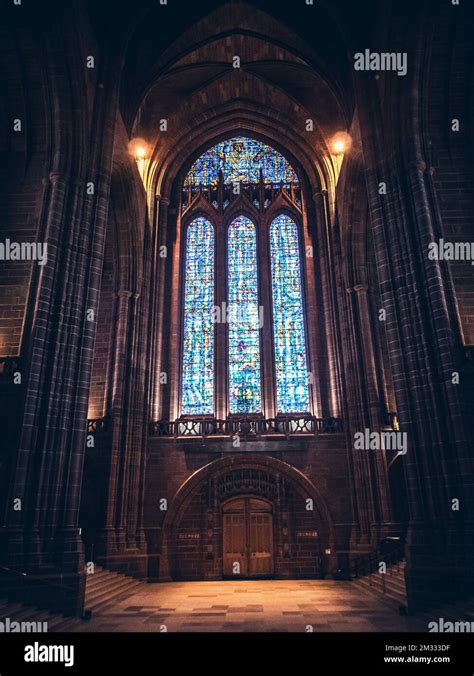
[128,137,150,180]
[135,145,147,160]
[329,131,352,156]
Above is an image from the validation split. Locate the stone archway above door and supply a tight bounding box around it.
[159,455,336,582]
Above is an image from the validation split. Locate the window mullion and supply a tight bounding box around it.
[215,214,227,419]
[258,216,276,420]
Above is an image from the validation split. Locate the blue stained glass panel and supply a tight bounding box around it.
[228,216,262,414]
[270,214,310,413]
[181,217,214,415]
[184,137,298,186]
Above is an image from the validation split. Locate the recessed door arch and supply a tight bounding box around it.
[160,454,336,582]
[222,496,274,578]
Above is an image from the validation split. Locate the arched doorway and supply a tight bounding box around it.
[222,496,274,578]
[159,455,334,582]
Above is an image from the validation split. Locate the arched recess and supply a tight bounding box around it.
[159,454,336,581]
[129,0,350,423]
[151,111,329,205]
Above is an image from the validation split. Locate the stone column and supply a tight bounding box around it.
[313,190,342,417]
[353,283,394,536]
[344,286,375,547]
[355,40,474,606]
[149,194,170,422]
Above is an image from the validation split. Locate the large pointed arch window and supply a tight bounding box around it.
[180,137,311,418]
[181,216,215,415]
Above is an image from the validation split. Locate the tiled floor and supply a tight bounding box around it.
[68,580,430,632]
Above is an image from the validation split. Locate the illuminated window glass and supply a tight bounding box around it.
[184,137,298,186]
[228,216,262,414]
[270,214,310,413]
[181,217,214,415]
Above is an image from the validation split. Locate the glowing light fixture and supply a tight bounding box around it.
[329,131,352,156]
[128,137,150,180]
[135,145,146,159]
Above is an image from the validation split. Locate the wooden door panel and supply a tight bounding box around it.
[223,498,274,578]
[223,512,247,576]
[249,512,273,576]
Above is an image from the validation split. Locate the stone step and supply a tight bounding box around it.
[0,565,145,631]
[82,566,145,614]
[0,599,67,630]
[351,560,408,607]
[357,569,406,587]
[46,614,82,632]
[352,579,407,607]
[5,606,48,622]
[85,571,133,593]
[85,576,142,607]
[85,580,143,614]
[85,567,135,584]
[358,579,406,600]
[355,576,406,600]
[84,569,113,582]
[363,575,406,593]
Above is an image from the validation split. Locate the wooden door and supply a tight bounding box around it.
[222,497,273,578]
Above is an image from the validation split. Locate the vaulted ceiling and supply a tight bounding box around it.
[96,0,377,197]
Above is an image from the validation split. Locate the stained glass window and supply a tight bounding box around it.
[181,217,214,415]
[228,216,262,414]
[270,214,310,413]
[184,137,298,186]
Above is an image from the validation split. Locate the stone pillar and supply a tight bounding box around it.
[353,283,394,536]
[150,195,170,422]
[312,191,342,417]
[355,42,474,607]
[99,286,149,575]
[344,285,375,547]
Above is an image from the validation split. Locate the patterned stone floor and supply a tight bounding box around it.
[67,580,430,632]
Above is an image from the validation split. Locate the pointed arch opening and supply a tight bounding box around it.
[227,215,262,414]
[178,137,315,421]
[181,216,215,415]
[269,214,310,414]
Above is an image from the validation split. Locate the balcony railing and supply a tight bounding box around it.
[347,537,405,580]
[181,178,302,214]
[150,415,343,439]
